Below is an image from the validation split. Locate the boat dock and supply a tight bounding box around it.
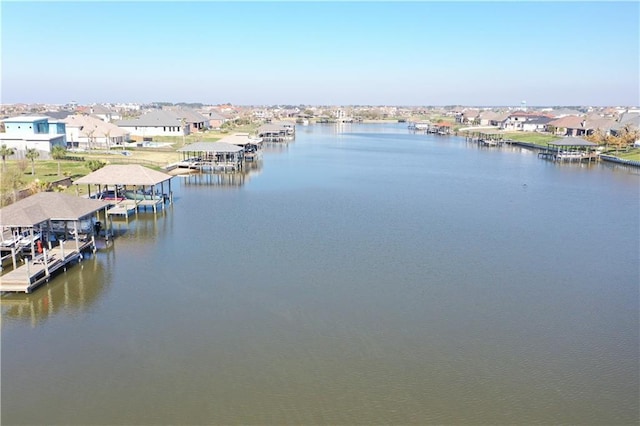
[538,150,599,162]
[0,240,94,293]
[106,197,166,217]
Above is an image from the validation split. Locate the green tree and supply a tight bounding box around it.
[0,144,15,172]
[51,145,67,176]
[25,148,39,176]
[86,159,106,172]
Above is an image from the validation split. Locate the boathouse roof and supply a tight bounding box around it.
[177,142,244,153]
[0,192,109,227]
[73,164,173,186]
[216,133,262,146]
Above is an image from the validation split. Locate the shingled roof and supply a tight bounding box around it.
[0,192,109,227]
[177,142,244,153]
[73,165,173,186]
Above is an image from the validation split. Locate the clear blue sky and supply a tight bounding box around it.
[2,1,638,106]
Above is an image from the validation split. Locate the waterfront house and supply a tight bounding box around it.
[116,110,190,140]
[0,116,66,158]
[198,109,228,129]
[610,112,640,139]
[521,116,553,132]
[163,107,209,133]
[548,116,617,137]
[500,112,551,131]
[63,114,130,150]
[478,111,510,127]
[455,109,480,125]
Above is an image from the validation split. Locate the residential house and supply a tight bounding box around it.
[500,112,552,131]
[115,110,190,140]
[163,107,209,132]
[198,109,228,129]
[0,115,66,157]
[478,111,510,127]
[88,104,121,122]
[455,109,480,125]
[63,114,130,149]
[608,113,640,147]
[521,116,553,132]
[547,115,617,137]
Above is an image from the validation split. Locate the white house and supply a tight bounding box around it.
[115,110,190,139]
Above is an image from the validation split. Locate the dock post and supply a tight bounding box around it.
[11,246,17,269]
[25,259,31,284]
[44,249,50,277]
[60,241,66,271]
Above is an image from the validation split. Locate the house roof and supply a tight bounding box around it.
[525,117,553,125]
[73,165,173,186]
[0,192,109,228]
[585,117,617,131]
[199,110,226,120]
[164,107,209,124]
[548,115,584,128]
[177,142,244,153]
[63,114,129,138]
[548,137,597,147]
[43,111,74,120]
[2,115,51,123]
[116,110,184,128]
[89,104,116,115]
[614,112,640,130]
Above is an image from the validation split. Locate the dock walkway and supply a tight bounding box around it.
[0,240,92,293]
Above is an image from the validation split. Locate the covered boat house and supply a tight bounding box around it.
[177,142,245,171]
[0,192,109,293]
[538,137,599,162]
[73,164,174,216]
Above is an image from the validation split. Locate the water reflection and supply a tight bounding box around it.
[262,141,290,154]
[0,256,107,328]
[180,160,263,187]
[109,210,169,240]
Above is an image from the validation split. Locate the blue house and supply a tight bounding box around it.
[0,116,67,157]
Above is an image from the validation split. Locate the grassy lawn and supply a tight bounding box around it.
[151,125,258,148]
[610,149,640,161]
[502,132,559,146]
[2,160,91,183]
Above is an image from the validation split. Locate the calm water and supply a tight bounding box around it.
[2,123,639,425]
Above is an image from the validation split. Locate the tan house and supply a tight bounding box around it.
[64,114,130,150]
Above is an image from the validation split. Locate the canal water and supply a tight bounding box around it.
[2,123,639,425]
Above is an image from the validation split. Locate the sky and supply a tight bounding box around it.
[1,1,638,106]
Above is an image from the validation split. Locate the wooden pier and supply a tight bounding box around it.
[0,240,94,293]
